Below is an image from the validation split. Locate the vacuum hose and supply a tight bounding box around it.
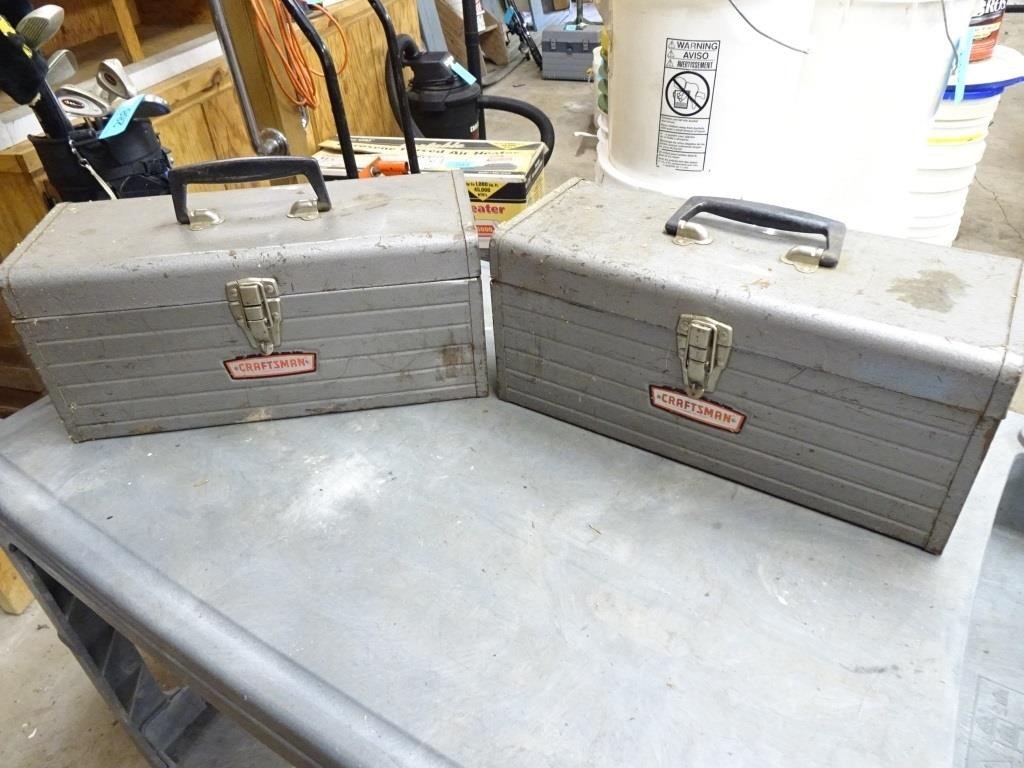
[478,94,556,160]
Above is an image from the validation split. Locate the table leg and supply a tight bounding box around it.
[112,0,145,63]
[7,547,210,768]
[0,549,32,614]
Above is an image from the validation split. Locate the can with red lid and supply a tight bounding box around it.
[970,0,1007,61]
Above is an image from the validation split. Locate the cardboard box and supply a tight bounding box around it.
[435,2,509,71]
[317,137,547,248]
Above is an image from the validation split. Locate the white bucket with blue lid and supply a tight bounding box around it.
[909,45,1024,245]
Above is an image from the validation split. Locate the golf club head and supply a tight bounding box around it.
[45,49,77,87]
[56,94,106,118]
[55,85,109,119]
[133,94,171,119]
[97,58,136,100]
[16,5,64,50]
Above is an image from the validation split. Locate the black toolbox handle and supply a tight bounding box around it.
[169,156,332,225]
[664,196,846,268]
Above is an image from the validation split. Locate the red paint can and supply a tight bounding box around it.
[970,0,1007,62]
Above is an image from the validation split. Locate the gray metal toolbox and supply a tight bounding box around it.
[1,157,488,441]
[541,26,601,81]
[489,179,1024,552]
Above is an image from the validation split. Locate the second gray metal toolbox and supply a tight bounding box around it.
[1,157,488,441]
[541,25,601,81]
[489,179,1024,553]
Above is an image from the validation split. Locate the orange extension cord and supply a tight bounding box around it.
[249,0,351,109]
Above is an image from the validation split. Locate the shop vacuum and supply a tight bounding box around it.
[382,0,555,155]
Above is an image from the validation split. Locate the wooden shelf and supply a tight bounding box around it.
[0,21,214,114]
[65,21,215,72]
[40,0,211,60]
[0,0,214,112]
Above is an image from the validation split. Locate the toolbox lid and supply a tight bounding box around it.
[2,171,478,318]
[490,179,1024,418]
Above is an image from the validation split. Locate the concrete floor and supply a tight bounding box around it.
[3,18,1024,768]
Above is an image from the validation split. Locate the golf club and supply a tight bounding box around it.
[97,58,136,100]
[16,5,64,50]
[55,85,110,129]
[45,49,77,87]
[132,93,171,119]
[56,93,106,118]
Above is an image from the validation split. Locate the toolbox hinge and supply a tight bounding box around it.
[677,315,733,399]
[226,278,282,356]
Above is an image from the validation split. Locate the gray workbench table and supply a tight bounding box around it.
[0,396,1017,768]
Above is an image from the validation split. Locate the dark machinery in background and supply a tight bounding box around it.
[500,0,543,69]
[386,34,555,153]
[382,0,554,157]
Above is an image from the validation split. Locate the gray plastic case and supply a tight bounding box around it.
[489,179,1024,552]
[1,169,488,441]
[541,26,602,81]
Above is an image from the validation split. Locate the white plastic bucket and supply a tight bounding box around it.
[907,45,1024,245]
[909,187,971,217]
[910,109,989,244]
[604,0,817,201]
[912,165,980,193]
[937,92,1003,120]
[919,137,989,169]
[783,0,974,235]
[600,0,974,237]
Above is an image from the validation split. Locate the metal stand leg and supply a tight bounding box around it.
[7,546,210,768]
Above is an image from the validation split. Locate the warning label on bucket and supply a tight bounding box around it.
[657,38,720,172]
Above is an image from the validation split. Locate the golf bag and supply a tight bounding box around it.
[29,119,172,202]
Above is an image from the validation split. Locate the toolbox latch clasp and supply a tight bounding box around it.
[677,315,733,399]
[226,278,283,356]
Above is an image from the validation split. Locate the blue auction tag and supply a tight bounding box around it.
[98,94,144,140]
[503,6,514,24]
[450,61,477,85]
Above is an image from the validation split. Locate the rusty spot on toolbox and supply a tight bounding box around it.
[440,344,468,378]
[887,270,966,313]
[129,423,165,435]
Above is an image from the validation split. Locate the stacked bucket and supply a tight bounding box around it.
[910,5,1024,246]
[592,0,1024,245]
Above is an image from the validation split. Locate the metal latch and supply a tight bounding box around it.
[677,315,733,398]
[226,278,282,356]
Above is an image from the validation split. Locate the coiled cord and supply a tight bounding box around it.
[249,0,350,108]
